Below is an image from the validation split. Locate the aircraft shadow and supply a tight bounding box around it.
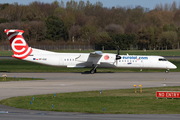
[0,71,8,72]
[81,71,114,74]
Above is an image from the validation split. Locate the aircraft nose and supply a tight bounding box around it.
[168,63,177,69]
[173,64,177,69]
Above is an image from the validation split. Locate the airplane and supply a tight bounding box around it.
[4,29,177,74]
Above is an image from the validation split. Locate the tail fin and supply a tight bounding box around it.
[4,29,32,59]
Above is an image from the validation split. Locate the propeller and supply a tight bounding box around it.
[116,46,121,60]
[115,46,121,66]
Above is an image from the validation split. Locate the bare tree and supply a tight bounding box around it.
[125,23,139,34]
[69,25,81,42]
[173,10,180,22]
[105,24,124,34]
[164,3,169,11]
[171,1,177,12]
[28,21,47,41]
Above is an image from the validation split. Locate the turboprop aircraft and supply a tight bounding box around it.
[4,29,177,74]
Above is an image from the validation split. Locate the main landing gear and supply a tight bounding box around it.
[165,69,169,73]
[90,64,98,74]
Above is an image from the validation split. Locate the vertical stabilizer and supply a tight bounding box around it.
[4,29,32,59]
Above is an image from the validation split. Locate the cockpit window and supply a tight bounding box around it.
[159,58,167,61]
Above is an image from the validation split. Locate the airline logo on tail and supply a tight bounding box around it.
[4,29,32,59]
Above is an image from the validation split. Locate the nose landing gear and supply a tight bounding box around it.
[165,69,169,73]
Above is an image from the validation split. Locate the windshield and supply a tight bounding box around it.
[159,58,167,61]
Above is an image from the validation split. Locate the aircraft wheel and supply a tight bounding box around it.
[90,70,94,74]
[165,70,169,73]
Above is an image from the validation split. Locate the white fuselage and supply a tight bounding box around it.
[4,29,176,71]
[23,48,177,70]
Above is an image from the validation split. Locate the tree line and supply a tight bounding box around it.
[0,0,180,50]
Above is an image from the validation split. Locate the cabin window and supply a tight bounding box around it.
[159,58,167,61]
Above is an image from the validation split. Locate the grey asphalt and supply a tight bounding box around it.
[1,72,180,119]
[0,56,14,59]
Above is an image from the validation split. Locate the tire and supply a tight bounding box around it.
[90,70,94,74]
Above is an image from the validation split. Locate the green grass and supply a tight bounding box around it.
[1,49,180,56]
[0,59,179,72]
[0,50,13,56]
[0,77,44,82]
[1,86,180,114]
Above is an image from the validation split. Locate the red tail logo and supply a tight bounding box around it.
[4,29,32,59]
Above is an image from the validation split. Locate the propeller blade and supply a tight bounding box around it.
[117,46,120,55]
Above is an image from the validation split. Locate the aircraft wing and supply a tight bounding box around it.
[76,51,103,64]
[89,51,103,64]
[90,51,103,56]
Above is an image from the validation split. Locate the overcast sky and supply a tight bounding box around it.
[1,0,180,10]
